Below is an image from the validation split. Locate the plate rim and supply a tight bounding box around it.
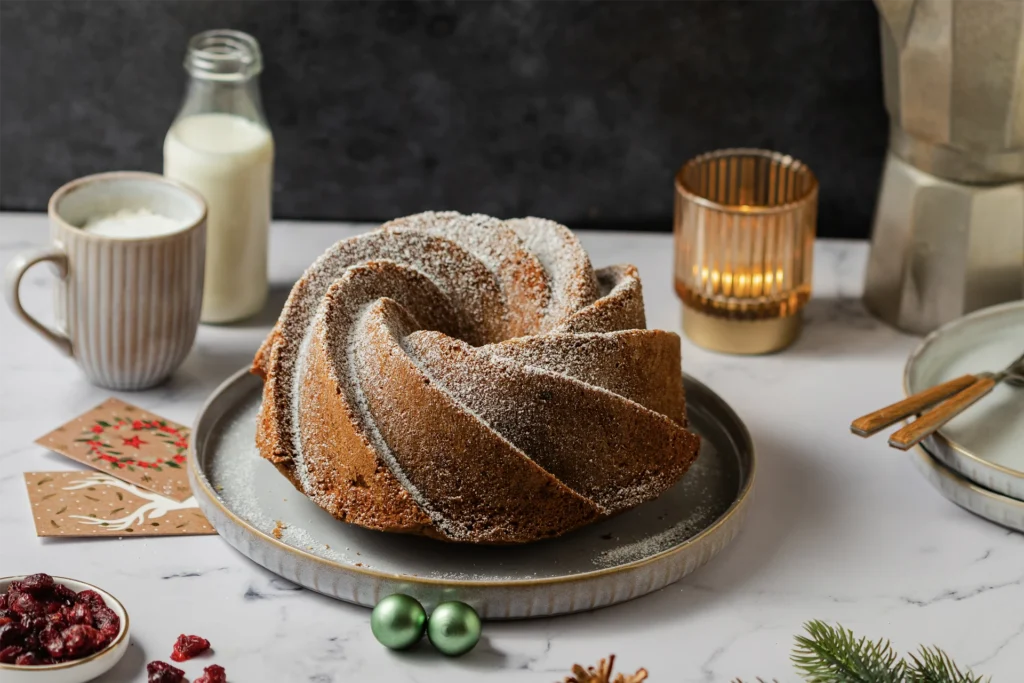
[913,445,1024,511]
[904,299,1024,484]
[189,366,755,589]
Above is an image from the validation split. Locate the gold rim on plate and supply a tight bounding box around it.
[903,299,1024,484]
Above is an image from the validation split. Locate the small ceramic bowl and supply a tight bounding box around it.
[0,576,130,683]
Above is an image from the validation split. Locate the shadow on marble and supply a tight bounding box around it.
[170,346,263,391]
[383,635,521,670]
[93,637,146,683]
[789,296,917,358]
[218,283,292,330]
[712,427,836,581]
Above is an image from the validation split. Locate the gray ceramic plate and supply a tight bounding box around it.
[912,445,1024,533]
[905,300,1024,500]
[189,368,754,619]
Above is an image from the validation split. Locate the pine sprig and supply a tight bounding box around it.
[906,647,988,683]
[573,622,991,683]
[792,621,905,683]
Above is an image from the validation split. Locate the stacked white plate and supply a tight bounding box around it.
[904,301,1024,531]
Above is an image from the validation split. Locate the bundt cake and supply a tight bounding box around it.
[252,212,700,544]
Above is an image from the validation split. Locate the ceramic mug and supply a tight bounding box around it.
[4,172,207,390]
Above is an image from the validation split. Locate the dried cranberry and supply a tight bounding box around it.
[0,621,23,647]
[21,633,39,654]
[75,590,107,611]
[63,624,103,658]
[20,613,45,630]
[195,663,227,683]
[20,574,55,595]
[40,625,66,659]
[63,602,91,626]
[147,659,186,683]
[0,594,6,610]
[47,610,69,629]
[14,650,42,666]
[0,645,24,664]
[9,592,43,616]
[52,583,77,605]
[92,606,120,640]
[170,633,211,662]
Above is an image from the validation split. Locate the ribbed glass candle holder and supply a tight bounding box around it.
[674,149,818,354]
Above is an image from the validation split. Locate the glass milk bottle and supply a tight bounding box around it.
[164,30,273,323]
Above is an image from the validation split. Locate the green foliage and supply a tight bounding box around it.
[734,621,989,683]
[792,621,905,683]
[906,647,988,683]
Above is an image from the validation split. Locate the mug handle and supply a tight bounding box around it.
[4,246,73,356]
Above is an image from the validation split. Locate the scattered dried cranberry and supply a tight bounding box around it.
[147,659,186,683]
[170,633,211,662]
[20,574,55,595]
[195,663,227,683]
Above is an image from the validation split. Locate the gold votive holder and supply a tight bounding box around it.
[674,148,818,354]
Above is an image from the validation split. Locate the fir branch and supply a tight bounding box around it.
[905,647,988,683]
[791,621,905,683]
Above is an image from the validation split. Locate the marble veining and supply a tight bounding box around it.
[2,214,1022,680]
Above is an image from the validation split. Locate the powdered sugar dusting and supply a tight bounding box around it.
[253,211,699,543]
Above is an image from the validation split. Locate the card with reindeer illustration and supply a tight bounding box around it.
[35,398,193,501]
[23,472,215,537]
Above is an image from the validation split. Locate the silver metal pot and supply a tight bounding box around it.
[865,0,1024,334]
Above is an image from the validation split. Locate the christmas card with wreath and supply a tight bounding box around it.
[35,398,193,502]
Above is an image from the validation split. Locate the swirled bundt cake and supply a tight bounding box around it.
[252,212,700,544]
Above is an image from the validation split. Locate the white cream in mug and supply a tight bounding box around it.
[82,208,186,239]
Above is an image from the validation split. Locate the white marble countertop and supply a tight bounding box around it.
[2,213,1021,681]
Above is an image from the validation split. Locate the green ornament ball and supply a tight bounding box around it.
[371,594,427,650]
[427,601,481,656]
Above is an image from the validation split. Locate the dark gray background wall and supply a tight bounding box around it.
[0,0,887,238]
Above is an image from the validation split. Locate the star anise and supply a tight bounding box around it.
[564,654,648,683]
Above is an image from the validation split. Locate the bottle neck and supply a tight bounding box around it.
[175,30,267,127]
[177,76,267,126]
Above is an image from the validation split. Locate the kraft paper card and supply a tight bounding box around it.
[35,398,192,502]
[23,471,215,537]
